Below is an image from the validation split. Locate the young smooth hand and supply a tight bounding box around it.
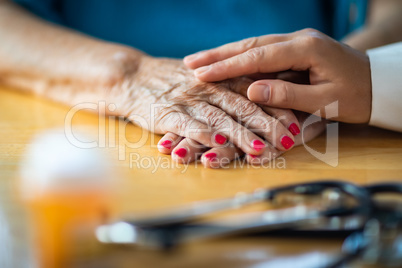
[184,29,372,124]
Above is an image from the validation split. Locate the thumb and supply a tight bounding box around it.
[247,80,325,114]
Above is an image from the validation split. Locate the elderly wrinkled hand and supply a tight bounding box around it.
[110,57,301,166]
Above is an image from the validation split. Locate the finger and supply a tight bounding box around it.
[160,112,228,148]
[201,143,243,169]
[293,112,327,147]
[247,79,327,114]
[245,144,284,166]
[157,132,183,154]
[227,78,301,136]
[184,34,289,69]
[261,107,301,136]
[194,41,310,82]
[203,90,296,151]
[185,103,268,155]
[171,138,207,164]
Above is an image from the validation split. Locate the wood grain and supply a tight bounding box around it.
[1,86,401,267]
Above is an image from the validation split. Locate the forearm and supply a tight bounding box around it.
[0,0,144,102]
[342,0,402,51]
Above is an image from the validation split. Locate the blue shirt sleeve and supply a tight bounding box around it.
[11,0,369,58]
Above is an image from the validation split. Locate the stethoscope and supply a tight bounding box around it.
[96,180,402,267]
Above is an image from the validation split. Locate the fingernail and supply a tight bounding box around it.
[252,140,265,151]
[215,134,227,145]
[288,123,300,136]
[204,153,217,161]
[249,154,259,159]
[281,136,294,150]
[174,148,187,158]
[194,66,211,76]
[160,140,172,149]
[248,84,270,102]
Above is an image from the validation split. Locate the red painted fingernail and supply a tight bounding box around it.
[252,140,265,151]
[288,123,300,136]
[249,154,259,159]
[204,153,217,161]
[160,140,172,149]
[174,148,187,158]
[281,136,294,150]
[215,134,227,145]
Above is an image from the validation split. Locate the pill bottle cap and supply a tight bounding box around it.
[20,130,112,200]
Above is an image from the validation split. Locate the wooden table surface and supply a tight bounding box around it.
[1,86,401,267]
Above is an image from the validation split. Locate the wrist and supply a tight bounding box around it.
[97,44,146,87]
[102,51,157,117]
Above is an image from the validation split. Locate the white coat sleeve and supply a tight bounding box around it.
[367,42,402,132]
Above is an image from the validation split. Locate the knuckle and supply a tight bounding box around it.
[156,110,183,133]
[188,126,207,138]
[184,120,208,140]
[239,37,258,51]
[236,99,260,120]
[211,60,227,71]
[252,114,277,136]
[277,82,295,107]
[261,117,277,132]
[279,110,295,122]
[210,114,232,130]
[301,28,319,35]
[266,120,282,139]
[203,108,227,127]
[245,47,265,62]
[229,124,243,145]
[299,34,323,49]
[196,102,219,120]
[155,107,174,125]
[165,113,190,134]
[177,117,190,134]
[195,103,232,130]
